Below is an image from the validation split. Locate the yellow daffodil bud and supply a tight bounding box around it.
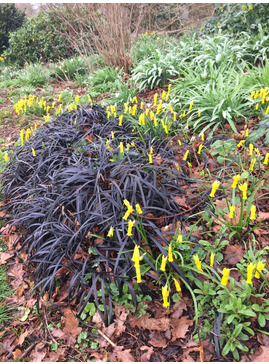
[178,140,182,146]
[265,106,269,114]
[198,110,201,117]
[249,158,256,171]
[245,128,249,137]
[249,143,253,156]
[229,205,235,219]
[250,90,255,99]
[162,90,166,100]
[132,96,137,104]
[160,255,167,271]
[31,148,36,157]
[255,148,260,157]
[149,111,154,120]
[193,254,203,272]
[183,150,189,161]
[237,140,245,148]
[255,103,259,110]
[58,94,62,102]
[175,162,180,171]
[4,152,8,162]
[119,115,123,126]
[162,285,169,308]
[135,204,143,214]
[221,268,230,286]
[132,105,137,116]
[210,180,220,198]
[123,199,132,209]
[231,175,241,189]
[254,261,265,279]
[177,231,183,243]
[154,93,158,106]
[201,132,204,141]
[119,142,124,154]
[198,144,203,155]
[127,219,135,237]
[140,101,144,110]
[154,117,158,127]
[187,162,192,168]
[250,205,256,220]
[168,104,174,114]
[210,253,215,267]
[131,245,141,266]
[107,226,114,237]
[20,130,24,146]
[246,262,256,284]
[75,95,80,103]
[168,245,173,262]
[238,182,248,199]
[145,108,149,117]
[111,131,115,139]
[173,112,177,121]
[148,154,153,164]
[174,278,181,292]
[189,101,194,111]
[264,152,269,165]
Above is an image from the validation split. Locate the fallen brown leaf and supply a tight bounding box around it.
[62,308,82,346]
[129,313,170,331]
[140,346,154,361]
[0,252,14,265]
[251,346,269,362]
[113,346,134,362]
[8,263,24,289]
[12,349,22,360]
[17,329,30,347]
[29,343,47,362]
[114,305,127,337]
[171,316,193,341]
[51,329,65,339]
[148,331,167,348]
[223,244,244,265]
[43,348,66,362]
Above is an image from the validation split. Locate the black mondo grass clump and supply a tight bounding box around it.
[2,105,206,325]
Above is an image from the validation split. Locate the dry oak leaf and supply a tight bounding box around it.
[113,346,135,362]
[51,329,65,339]
[129,313,170,331]
[29,343,47,362]
[251,346,269,362]
[171,316,193,341]
[223,244,244,265]
[62,308,82,346]
[148,331,167,348]
[0,252,14,265]
[8,263,24,289]
[140,346,154,361]
[114,305,127,337]
[12,349,22,360]
[43,348,66,362]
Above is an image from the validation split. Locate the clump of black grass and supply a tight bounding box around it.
[2,104,209,326]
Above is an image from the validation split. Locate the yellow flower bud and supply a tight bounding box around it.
[246,262,256,284]
[210,180,220,198]
[160,255,167,271]
[168,245,173,262]
[162,285,169,308]
[193,254,203,272]
[254,261,265,279]
[221,268,230,286]
[107,226,114,237]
